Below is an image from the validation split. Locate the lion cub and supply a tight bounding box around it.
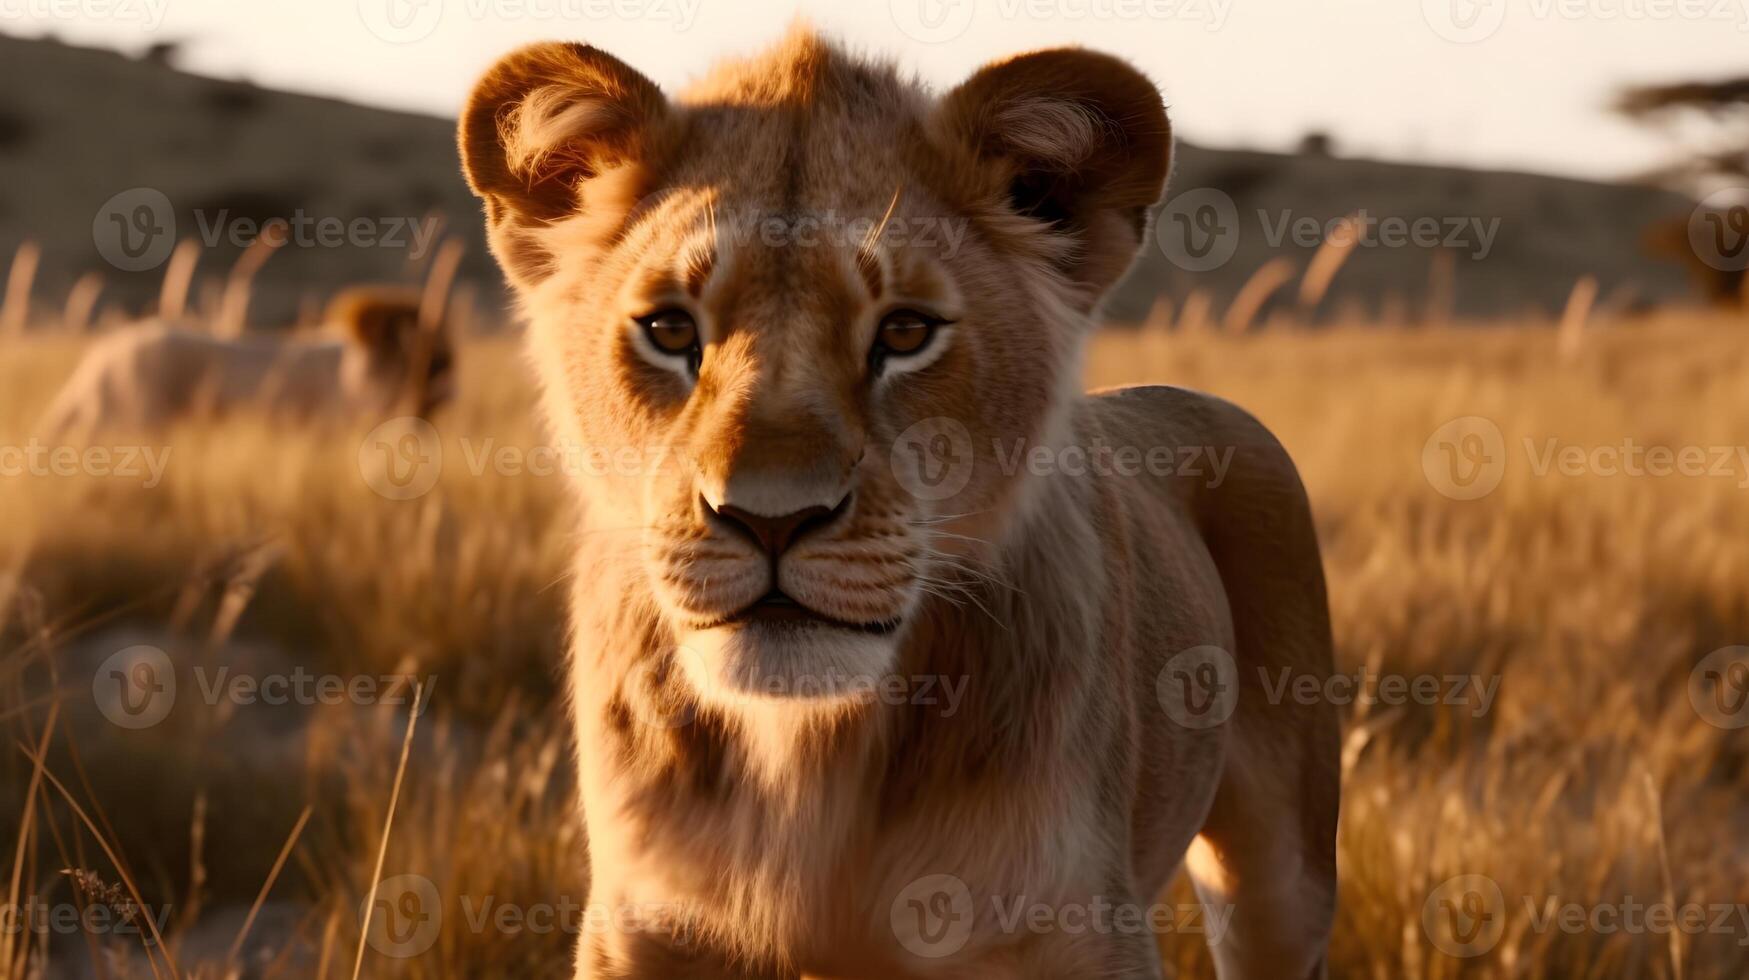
[462,30,1338,980]
[37,286,453,437]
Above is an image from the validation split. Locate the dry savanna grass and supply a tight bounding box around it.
[0,310,1746,978]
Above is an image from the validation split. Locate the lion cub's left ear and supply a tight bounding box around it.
[936,49,1171,301]
[459,43,668,290]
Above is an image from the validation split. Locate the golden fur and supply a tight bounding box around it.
[37,286,453,437]
[462,29,1338,979]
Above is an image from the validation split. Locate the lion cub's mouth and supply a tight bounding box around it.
[724,590,900,637]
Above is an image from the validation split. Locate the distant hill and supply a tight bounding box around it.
[0,33,494,328]
[0,33,1703,329]
[1110,144,1700,323]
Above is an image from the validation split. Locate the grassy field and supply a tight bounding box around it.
[1,311,1746,978]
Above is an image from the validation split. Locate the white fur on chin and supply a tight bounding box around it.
[676,621,901,710]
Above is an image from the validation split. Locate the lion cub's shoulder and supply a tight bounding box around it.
[1081,384,1311,515]
[1085,384,1286,458]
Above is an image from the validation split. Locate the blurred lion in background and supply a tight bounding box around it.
[36,285,454,438]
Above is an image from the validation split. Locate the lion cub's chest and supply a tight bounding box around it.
[597,705,1106,970]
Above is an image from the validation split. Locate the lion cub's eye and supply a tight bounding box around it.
[637,309,700,361]
[873,309,945,363]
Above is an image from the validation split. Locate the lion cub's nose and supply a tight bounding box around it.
[706,495,849,558]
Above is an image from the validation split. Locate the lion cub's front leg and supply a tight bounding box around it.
[573,915,791,980]
[1020,908,1171,980]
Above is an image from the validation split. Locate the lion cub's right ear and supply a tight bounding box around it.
[459,43,668,290]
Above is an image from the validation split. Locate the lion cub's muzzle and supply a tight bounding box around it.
[652,428,920,703]
[694,484,902,630]
[704,494,849,565]
[699,492,897,631]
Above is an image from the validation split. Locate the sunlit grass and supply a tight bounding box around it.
[2,311,1746,977]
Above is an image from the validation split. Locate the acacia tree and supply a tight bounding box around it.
[1617,77,1749,190]
[1618,77,1749,307]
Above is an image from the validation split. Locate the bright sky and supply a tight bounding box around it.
[5,0,1744,181]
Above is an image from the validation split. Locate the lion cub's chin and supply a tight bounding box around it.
[676,621,902,714]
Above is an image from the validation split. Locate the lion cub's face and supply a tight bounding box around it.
[567,186,985,701]
[461,33,1170,704]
